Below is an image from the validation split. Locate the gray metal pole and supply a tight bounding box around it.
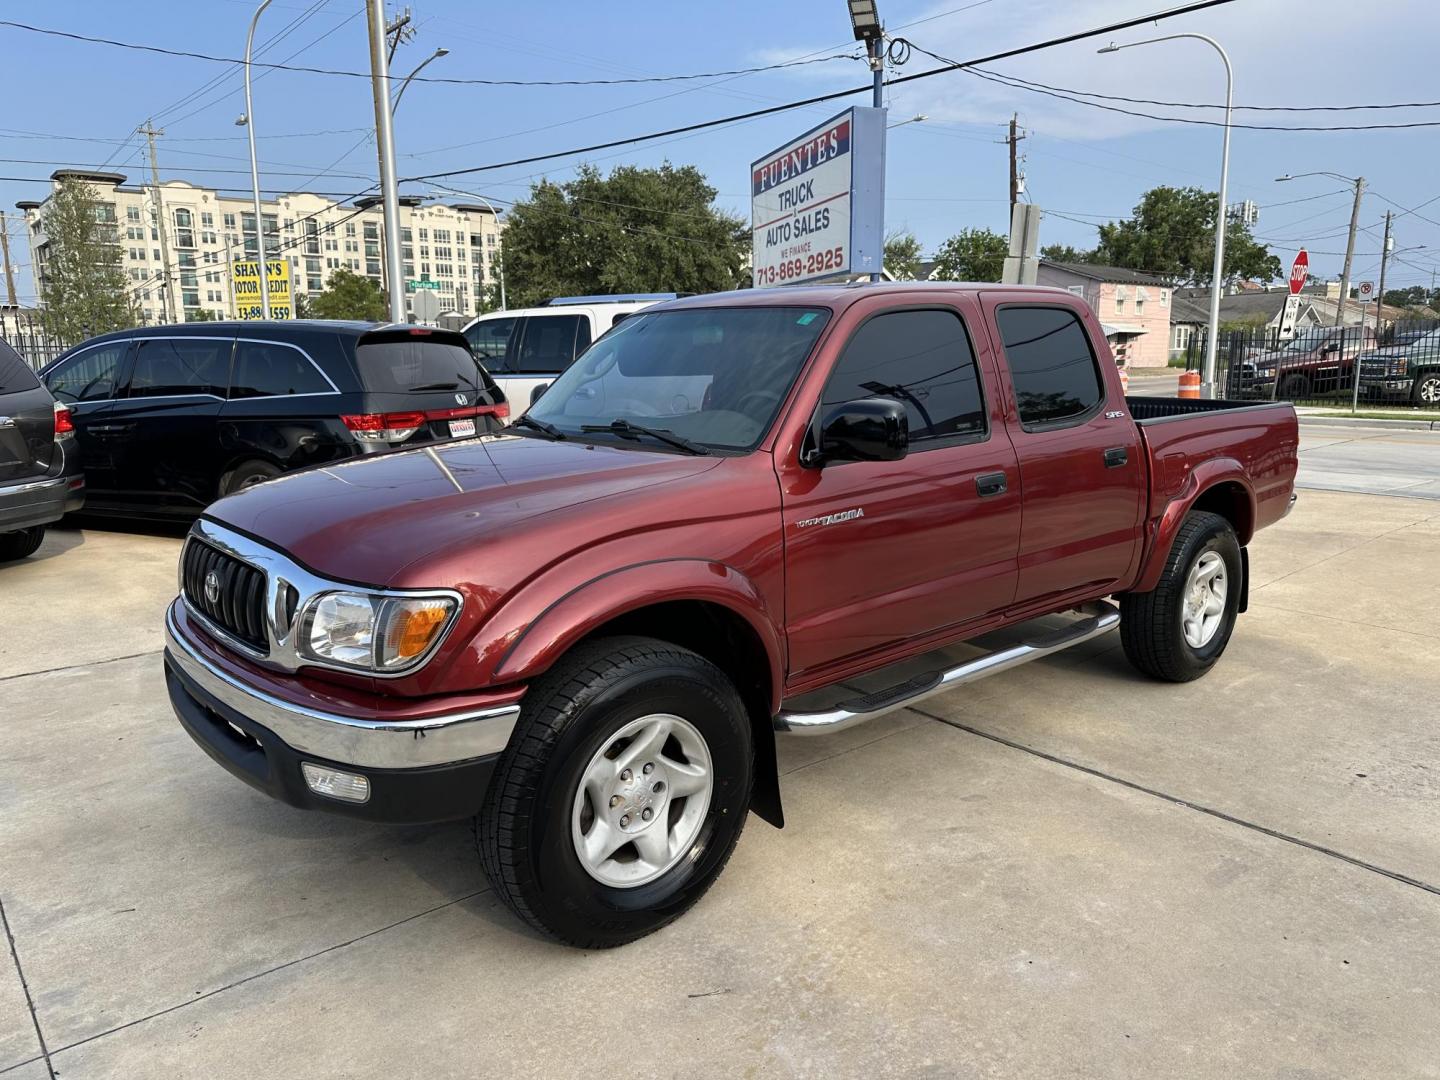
[366,0,408,324]
[1334,176,1365,327]
[869,36,884,284]
[243,0,274,320]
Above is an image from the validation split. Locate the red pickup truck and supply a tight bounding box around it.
[163,284,1298,947]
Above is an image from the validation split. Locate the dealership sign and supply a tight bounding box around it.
[750,107,885,287]
[233,258,294,319]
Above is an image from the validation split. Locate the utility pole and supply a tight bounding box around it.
[0,212,17,307]
[139,122,178,324]
[1007,113,1026,217]
[1352,211,1392,413]
[1335,175,1365,327]
[367,0,408,323]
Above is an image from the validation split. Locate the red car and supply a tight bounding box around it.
[164,284,1299,946]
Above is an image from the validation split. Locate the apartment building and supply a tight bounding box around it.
[16,169,504,324]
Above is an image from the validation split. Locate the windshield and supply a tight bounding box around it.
[525,306,831,451]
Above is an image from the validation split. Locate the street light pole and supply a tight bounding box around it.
[848,0,886,284]
[392,47,448,113]
[243,0,275,319]
[365,0,407,324]
[1101,34,1231,399]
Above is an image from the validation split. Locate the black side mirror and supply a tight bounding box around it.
[809,397,908,466]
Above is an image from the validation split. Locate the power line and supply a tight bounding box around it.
[0,20,861,87]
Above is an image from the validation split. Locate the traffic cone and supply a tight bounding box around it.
[1178,370,1201,399]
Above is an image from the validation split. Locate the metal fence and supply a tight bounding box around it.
[1178,317,1440,411]
[1,312,79,371]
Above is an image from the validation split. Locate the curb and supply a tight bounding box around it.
[1296,413,1440,432]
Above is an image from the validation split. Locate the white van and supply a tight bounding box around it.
[461,294,676,415]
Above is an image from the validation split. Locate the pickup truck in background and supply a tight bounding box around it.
[162,283,1299,947]
[1242,323,1376,399]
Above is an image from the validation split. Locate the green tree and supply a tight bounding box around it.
[309,268,387,321]
[293,292,311,319]
[38,176,136,341]
[500,163,747,306]
[186,308,218,322]
[1040,243,1094,264]
[1094,186,1280,285]
[883,230,924,280]
[931,227,1008,282]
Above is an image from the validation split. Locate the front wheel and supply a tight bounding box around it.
[1412,372,1440,406]
[1120,511,1242,683]
[477,636,753,947]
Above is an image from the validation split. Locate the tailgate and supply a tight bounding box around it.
[352,328,508,440]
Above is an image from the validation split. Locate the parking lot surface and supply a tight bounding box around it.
[4,482,1440,1078]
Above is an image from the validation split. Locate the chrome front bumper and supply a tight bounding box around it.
[164,601,520,770]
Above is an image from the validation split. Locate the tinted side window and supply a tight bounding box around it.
[45,341,129,403]
[0,340,41,393]
[515,314,583,375]
[995,306,1103,426]
[127,338,230,398]
[574,317,592,355]
[822,309,986,444]
[230,341,332,398]
[464,316,517,369]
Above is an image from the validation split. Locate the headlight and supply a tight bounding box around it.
[302,591,459,672]
[1390,356,1408,376]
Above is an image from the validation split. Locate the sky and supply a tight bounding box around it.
[4,0,1440,304]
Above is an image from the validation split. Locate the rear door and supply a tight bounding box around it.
[0,342,57,486]
[220,335,348,475]
[41,337,132,495]
[353,328,507,442]
[983,299,1144,608]
[105,334,234,512]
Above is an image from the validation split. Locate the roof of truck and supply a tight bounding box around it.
[651,281,1076,312]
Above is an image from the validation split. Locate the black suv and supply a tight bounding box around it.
[1,337,85,559]
[39,321,507,518]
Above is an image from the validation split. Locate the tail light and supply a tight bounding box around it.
[342,411,425,443]
[53,401,75,439]
[476,402,510,419]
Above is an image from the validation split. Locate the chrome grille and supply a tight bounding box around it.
[182,538,269,652]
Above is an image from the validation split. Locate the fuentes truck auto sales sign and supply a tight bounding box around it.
[751,106,885,287]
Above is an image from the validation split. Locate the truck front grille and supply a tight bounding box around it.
[182,538,269,652]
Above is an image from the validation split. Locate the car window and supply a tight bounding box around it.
[0,340,41,393]
[230,340,332,398]
[821,309,986,445]
[45,341,129,403]
[995,306,1104,426]
[464,316,518,368]
[355,336,488,393]
[127,338,230,398]
[515,314,585,375]
[575,316,593,356]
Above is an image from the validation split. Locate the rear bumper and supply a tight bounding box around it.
[164,602,521,823]
[0,441,84,532]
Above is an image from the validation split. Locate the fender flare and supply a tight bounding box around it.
[489,558,786,714]
[1132,458,1256,594]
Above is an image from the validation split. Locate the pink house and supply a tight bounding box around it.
[1035,261,1174,369]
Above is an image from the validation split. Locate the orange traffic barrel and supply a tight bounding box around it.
[1118,367,1130,394]
[1178,370,1201,399]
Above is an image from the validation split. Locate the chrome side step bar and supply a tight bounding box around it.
[774,600,1121,736]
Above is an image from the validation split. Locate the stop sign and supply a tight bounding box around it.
[1289,249,1309,295]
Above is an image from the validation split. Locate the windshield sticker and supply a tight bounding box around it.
[796,312,819,326]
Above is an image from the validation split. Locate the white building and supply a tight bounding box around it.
[17,169,504,324]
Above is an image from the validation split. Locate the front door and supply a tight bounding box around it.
[982,300,1143,608]
[779,300,1021,681]
[105,335,235,512]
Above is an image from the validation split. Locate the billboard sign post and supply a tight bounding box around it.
[234,258,293,319]
[750,106,886,287]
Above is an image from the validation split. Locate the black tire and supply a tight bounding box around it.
[1411,371,1440,407]
[1277,373,1310,400]
[219,459,282,497]
[477,636,753,948]
[1120,511,1242,683]
[0,526,45,562]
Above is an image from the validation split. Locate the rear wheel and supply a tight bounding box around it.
[1277,373,1310,400]
[477,636,753,947]
[219,459,282,497]
[0,527,45,562]
[1120,511,1242,683]
[1412,372,1440,406]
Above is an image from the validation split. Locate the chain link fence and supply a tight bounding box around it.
[1178,317,1440,410]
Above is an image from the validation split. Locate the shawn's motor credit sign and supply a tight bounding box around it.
[751,107,885,287]
[233,258,294,320]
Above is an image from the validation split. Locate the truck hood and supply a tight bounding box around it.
[206,433,721,584]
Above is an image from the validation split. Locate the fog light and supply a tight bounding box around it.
[301,763,371,804]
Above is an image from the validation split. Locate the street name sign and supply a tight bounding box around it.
[407,279,441,292]
[750,107,885,287]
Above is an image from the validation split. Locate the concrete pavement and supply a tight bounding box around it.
[3,490,1440,1078]
[1298,424,1440,499]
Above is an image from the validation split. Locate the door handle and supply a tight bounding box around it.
[1103,447,1128,468]
[90,423,135,435]
[975,471,1008,497]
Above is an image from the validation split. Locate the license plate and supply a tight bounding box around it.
[448,418,477,438]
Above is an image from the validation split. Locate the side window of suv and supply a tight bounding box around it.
[465,316,518,370]
[514,314,586,375]
[45,341,129,403]
[127,338,231,399]
[995,306,1104,427]
[821,308,986,446]
[230,340,333,398]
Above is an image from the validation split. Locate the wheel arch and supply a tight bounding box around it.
[1133,464,1256,594]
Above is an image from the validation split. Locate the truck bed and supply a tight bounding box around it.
[1124,396,1292,423]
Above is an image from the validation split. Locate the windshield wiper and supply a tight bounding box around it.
[579,418,710,455]
[511,414,566,440]
[408,381,459,391]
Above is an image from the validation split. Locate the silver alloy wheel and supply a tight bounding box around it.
[1419,376,1440,404]
[1181,550,1227,649]
[571,713,713,888]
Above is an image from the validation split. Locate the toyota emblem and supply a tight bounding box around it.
[203,570,221,604]
[454,392,468,405]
